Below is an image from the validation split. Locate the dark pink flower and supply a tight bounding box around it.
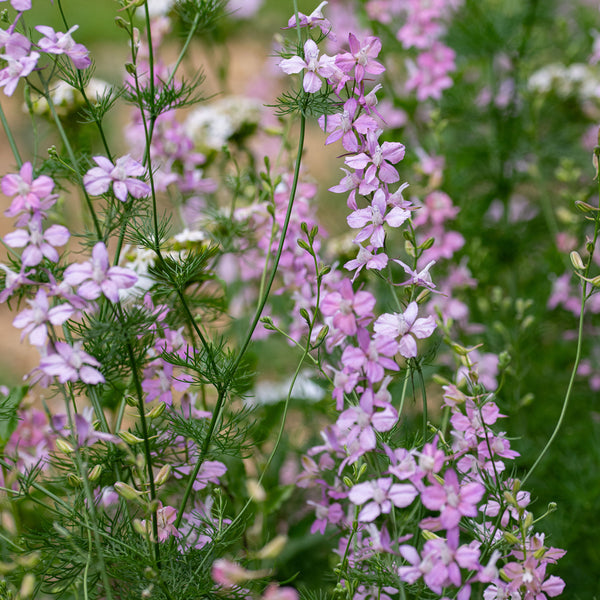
[335,33,385,84]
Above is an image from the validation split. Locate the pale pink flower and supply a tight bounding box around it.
[373,302,437,358]
[13,288,73,347]
[2,162,55,217]
[40,341,104,385]
[84,155,150,202]
[278,39,335,94]
[140,504,181,542]
[36,25,91,69]
[63,242,138,303]
[4,212,69,267]
[348,477,418,521]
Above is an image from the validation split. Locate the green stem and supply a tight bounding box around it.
[45,89,103,239]
[522,173,600,485]
[0,101,22,167]
[174,112,308,528]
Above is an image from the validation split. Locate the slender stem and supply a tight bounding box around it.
[0,101,22,167]
[522,173,600,485]
[175,112,308,528]
[45,89,103,239]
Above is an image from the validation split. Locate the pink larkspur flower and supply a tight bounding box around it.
[373,302,437,358]
[39,341,104,385]
[36,25,91,69]
[84,155,150,202]
[2,162,55,217]
[278,39,335,94]
[13,288,73,347]
[63,242,138,303]
[349,477,417,521]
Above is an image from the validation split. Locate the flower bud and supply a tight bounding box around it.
[19,574,35,598]
[125,395,138,407]
[152,464,170,487]
[133,518,147,536]
[421,530,440,541]
[260,316,276,330]
[67,474,82,488]
[503,490,517,507]
[119,431,145,445]
[574,200,598,213]
[247,479,266,503]
[503,531,520,545]
[523,511,533,529]
[88,464,102,482]
[312,325,329,349]
[114,481,144,501]
[254,535,287,559]
[55,439,74,454]
[570,250,585,270]
[146,402,166,419]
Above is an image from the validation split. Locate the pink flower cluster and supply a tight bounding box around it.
[278,6,565,599]
[0,5,90,97]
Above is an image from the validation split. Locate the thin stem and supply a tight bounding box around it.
[522,173,600,485]
[175,112,308,528]
[45,89,103,239]
[0,101,22,167]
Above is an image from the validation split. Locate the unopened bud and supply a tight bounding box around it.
[114,481,144,501]
[342,476,353,488]
[503,491,517,507]
[575,200,599,213]
[67,474,82,488]
[260,316,276,330]
[523,511,534,529]
[154,464,171,487]
[146,402,166,419]
[404,240,415,257]
[570,251,585,270]
[254,535,288,559]
[125,395,138,407]
[133,518,147,536]
[19,574,35,598]
[88,464,102,482]
[125,63,136,75]
[55,439,74,454]
[297,238,311,252]
[114,16,129,30]
[503,532,520,545]
[319,264,331,277]
[312,325,329,349]
[420,237,435,250]
[421,530,440,541]
[119,431,145,445]
[246,479,266,503]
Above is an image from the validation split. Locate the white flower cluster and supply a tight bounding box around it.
[528,62,600,101]
[185,96,262,151]
[28,78,111,117]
